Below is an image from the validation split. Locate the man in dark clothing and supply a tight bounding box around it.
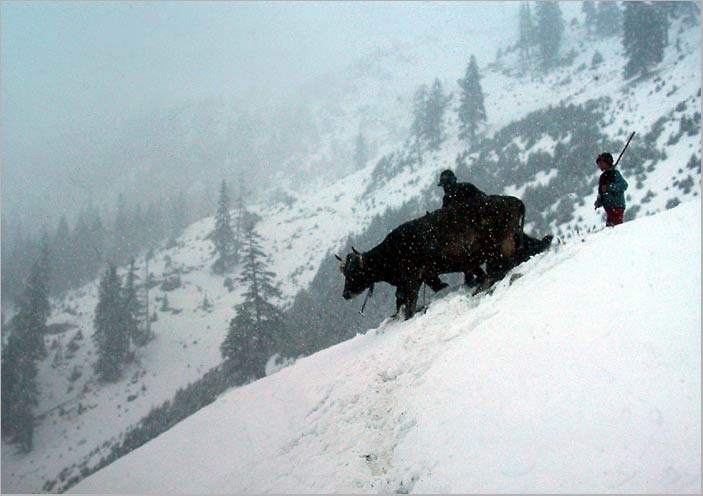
[594,152,629,227]
[438,169,487,208]
[436,169,487,288]
[434,169,553,290]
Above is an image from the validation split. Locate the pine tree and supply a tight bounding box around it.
[1,246,50,452]
[535,2,565,69]
[623,2,666,79]
[220,220,287,378]
[211,180,236,274]
[93,265,129,382]
[20,239,51,360]
[123,259,149,347]
[1,336,39,452]
[410,80,451,154]
[425,79,452,151]
[457,55,487,144]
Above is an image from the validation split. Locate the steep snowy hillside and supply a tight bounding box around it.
[2,10,700,494]
[71,201,701,494]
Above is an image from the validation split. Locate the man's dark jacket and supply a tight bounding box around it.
[442,182,487,209]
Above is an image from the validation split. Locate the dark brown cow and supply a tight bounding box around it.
[337,195,551,319]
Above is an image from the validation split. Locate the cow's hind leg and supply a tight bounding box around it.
[425,274,449,292]
[401,285,421,320]
[392,288,405,318]
[464,266,487,288]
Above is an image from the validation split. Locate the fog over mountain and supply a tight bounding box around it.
[1,1,521,233]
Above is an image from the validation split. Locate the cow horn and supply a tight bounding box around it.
[352,246,360,255]
[335,254,342,261]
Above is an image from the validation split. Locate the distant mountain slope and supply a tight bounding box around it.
[71,201,701,494]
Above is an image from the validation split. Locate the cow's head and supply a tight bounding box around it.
[335,247,372,300]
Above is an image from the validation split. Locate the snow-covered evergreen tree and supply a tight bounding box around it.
[93,265,129,382]
[623,2,666,79]
[1,243,50,452]
[411,79,452,154]
[220,220,287,378]
[123,259,150,347]
[457,55,486,144]
[425,78,452,151]
[211,180,236,274]
[535,2,565,69]
[1,337,39,452]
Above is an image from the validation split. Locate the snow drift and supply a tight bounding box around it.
[71,200,701,494]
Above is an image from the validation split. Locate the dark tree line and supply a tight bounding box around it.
[623,2,667,79]
[93,260,152,383]
[515,1,694,80]
[410,58,487,153]
[518,2,564,70]
[210,177,251,275]
[411,78,453,159]
[2,242,51,452]
[2,192,199,312]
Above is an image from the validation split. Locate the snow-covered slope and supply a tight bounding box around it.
[71,201,701,494]
[2,11,700,494]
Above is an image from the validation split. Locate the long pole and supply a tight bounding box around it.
[145,256,150,336]
[613,131,636,167]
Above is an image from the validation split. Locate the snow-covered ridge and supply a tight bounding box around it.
[71,200,701,494]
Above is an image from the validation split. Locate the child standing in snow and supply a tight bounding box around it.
[594,152,629,227]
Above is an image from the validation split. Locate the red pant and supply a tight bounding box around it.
[605,208,624,226]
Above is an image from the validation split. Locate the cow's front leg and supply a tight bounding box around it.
[393,287,405,318]
[402,284,420,320]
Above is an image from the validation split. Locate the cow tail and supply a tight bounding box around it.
[515,202,525,253]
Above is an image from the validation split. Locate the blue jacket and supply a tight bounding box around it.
[596,168,628,209]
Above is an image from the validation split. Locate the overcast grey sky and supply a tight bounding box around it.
[1,1,522,227]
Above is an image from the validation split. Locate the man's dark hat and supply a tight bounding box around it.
[438,169,457,186]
